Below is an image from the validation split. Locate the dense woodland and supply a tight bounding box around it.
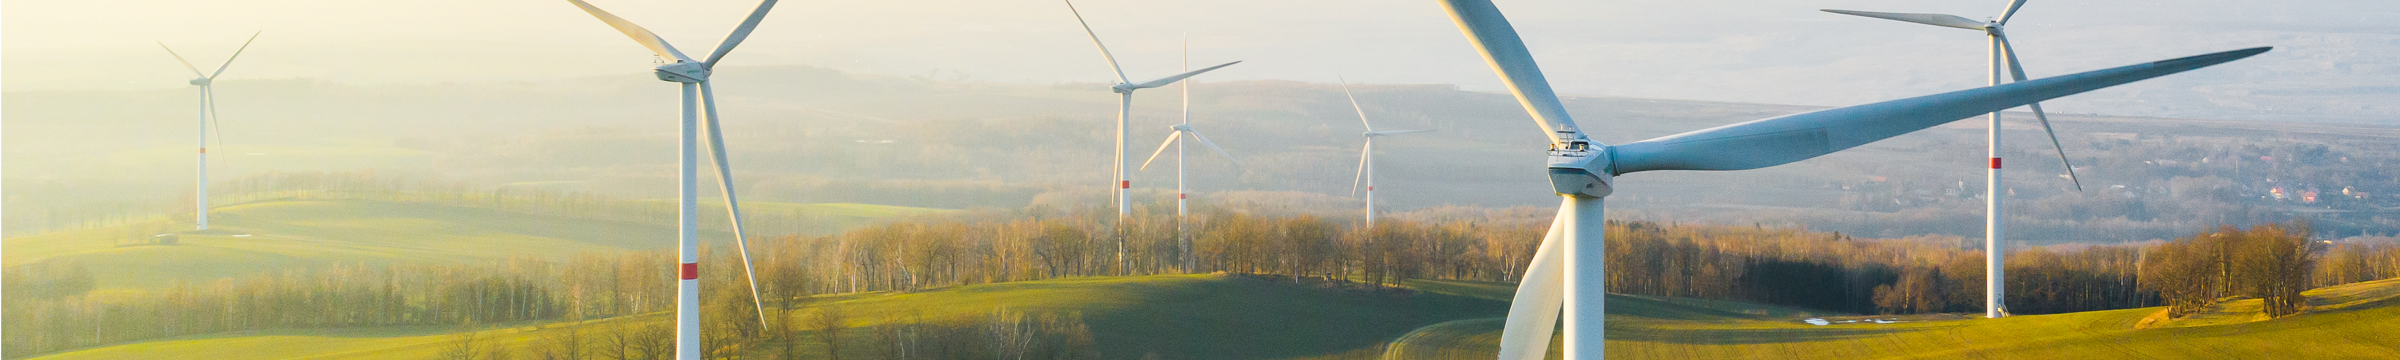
[7,176,2399,357]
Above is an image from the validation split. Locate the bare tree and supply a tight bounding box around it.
[811,303,848,360]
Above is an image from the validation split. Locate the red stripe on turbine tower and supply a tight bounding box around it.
[1991,158,2002,169]
[679,263,699,280]
[1178,193,1186,199]
[1121,180,1130,189]
[1367,186,1374,191]
[200,147,207,153]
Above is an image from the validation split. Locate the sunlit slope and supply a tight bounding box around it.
[28,274,1510,360]
[1390,278,2400,359]
[2,198,946,290]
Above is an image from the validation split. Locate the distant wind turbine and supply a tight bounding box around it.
[1434,1,2266,359]
[562,0,779,359]
[1137,38,1241,273]
[1062,0,1240,275]
[1337,77,1432,228]
[1822,0,2084,319]
[158,31,260,231]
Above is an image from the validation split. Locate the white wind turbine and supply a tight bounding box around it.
[1062,0,1240,274]
[1823,0,2083,320]
[158,31,260,231]
[1137,39,1241,273]
[1338,77,1433,228]
[1434,1,2267,359]
[562,1,777,359]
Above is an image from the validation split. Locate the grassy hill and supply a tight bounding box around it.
[22,275,2400,359]
[1391,277,2400,359]
[25,274,1511,360]
[1,198,947,291]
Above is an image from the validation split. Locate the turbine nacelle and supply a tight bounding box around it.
[1111,82,1136,94]
[655,61,710,83]
[189,78,212,86]
[1546,140,1614,198]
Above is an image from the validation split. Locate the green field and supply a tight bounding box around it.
[25,274,1511,359]
[26,275,2400,359]
[1,198,948,291]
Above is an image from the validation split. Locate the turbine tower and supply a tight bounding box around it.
[563,1,777,359]
[1822,0,2084,319]
[1137,39,1241,273]
[1062,0,1240,274]
[1338,77,1432,228]
[158,31,260,230]
[1435,1,2265,359]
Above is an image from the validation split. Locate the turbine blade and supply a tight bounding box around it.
[207,86,228,158]
[1997,0,2031,26]
[699,82,770,329]
[1132,61,1240,89]
[1140,131,1181,171]
[1365,129,1435,137]
[1610,47,2270,174]
[1351,142,1370,196]
[704,0,780,68]
[1061,0,1130,84]
[208,31,262,79]
[2026,102,2082,191]
[1439,0,1585,146]
[158,42,206,78]
[1187,130,1240,166]
[1999,35,2083,191]
[1182,35,1191,125]
[1338,76,1374,132]
[1820,9,1988,31]
[1497,208,1568,360]
[565,0,694,62]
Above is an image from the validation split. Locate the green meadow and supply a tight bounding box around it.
[2,198,947,291]
[24,275,2400,359]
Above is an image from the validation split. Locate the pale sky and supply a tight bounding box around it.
[6,0,2393,119]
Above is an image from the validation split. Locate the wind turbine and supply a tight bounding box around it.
[158,31,260,231]
[562,1,777,359]
[1434,1,2266,359]
[1062,0,1240,275]
[1822,0,2082,320]
[1337,77,1432,228]
[1137,39,1241,273]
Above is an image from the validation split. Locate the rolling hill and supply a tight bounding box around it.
[1,198,948,291]
[26,275,2400,359]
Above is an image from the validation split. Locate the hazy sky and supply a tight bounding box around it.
[7,0,2394,117]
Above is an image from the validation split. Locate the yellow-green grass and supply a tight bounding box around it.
[1390,277,2400,359]
[29,274,1510,360]
[3,198,946,291]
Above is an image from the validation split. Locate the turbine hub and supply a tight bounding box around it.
[188,78,211,86]
[1170,124,1194,131]
[1110,83,1135,94]
[654,62,709,83]
[1546,140,1614,198]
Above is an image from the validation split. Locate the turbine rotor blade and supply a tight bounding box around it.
[158,42,206,78]
[1132,61,1240,89]
[1140,131,1181,171]
[566,0,694,62]
[1351,142,1370,196]
[209,31,262,79]
[1186,130,1240,166]
[1609,47,2270,174]
[1997,0,2031,26]
[1338,76,1374,132]
[1999,34,2082,191]
[703,0,779,68]
[699,82,771,329]
[1820,9,1988,31]
[1496,208,1568,360]
[1061,0,1130,84]
[1439,0,1586,146]
[207,86,228,159]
